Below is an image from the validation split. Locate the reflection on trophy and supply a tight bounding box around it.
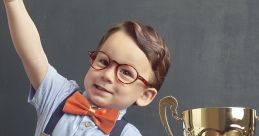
[159,96,259,136]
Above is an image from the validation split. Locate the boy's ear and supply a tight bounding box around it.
[136,87,157,107]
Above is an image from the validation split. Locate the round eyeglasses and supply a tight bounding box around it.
[88,51,153,87]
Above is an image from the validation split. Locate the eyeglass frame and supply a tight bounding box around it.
[88,51,153,88]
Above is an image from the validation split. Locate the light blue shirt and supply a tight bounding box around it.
[28,64,142,136]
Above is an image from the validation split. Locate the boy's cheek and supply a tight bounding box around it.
[84,69,94,80]
[84,71,93,88]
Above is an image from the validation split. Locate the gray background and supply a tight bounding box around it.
[1,0,259,135]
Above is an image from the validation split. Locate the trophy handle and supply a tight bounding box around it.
[159,96,182,136]
[256,115,259,121]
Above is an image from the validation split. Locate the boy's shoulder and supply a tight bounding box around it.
[121,122,142,136]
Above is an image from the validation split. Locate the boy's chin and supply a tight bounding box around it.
[90,99,125,109]
[86,92,129,109]
[88,96,112,108]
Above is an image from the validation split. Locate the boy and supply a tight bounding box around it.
[4,0,171,135]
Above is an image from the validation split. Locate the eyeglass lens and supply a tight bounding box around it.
[90,51,138,84]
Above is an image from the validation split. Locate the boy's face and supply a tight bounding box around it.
[84,30,157,109]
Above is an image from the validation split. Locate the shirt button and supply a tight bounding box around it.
[85,121,93,128]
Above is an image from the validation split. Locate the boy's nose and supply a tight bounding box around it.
[100,64,117,84]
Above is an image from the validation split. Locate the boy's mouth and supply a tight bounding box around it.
[93,84,113,94]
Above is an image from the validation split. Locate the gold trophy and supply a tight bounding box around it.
[159,96,259,136]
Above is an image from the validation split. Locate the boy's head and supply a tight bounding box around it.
[84,21,171,109]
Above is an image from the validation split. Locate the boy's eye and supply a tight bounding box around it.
[121,69,132,77]
[118,66,137,81]
[97,59,109,67]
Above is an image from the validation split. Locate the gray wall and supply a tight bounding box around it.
[1,0,259,135]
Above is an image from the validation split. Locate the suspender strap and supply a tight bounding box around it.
[110,117,128,136]
[43,91,77,135]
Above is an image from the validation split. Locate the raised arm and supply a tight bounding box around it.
[4,0,48,90]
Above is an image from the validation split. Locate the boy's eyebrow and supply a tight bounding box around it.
[100,49,148,72]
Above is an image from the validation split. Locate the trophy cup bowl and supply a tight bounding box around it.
[159,96,259,136]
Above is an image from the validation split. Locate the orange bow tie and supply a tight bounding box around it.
[62,91,119,134]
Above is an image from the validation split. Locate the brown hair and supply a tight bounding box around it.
[97,21,171,90]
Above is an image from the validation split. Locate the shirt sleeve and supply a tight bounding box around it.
[27,64,79,130]
[120,123,142,136]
